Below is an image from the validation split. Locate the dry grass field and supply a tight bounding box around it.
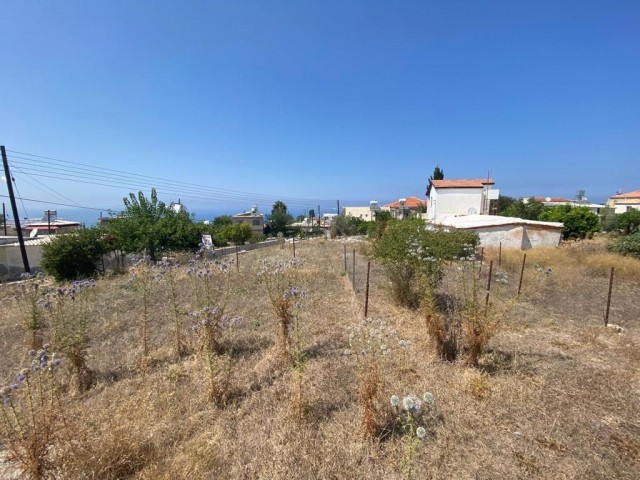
[1,237,639,479]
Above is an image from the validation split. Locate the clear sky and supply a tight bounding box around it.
[1,0,638,222]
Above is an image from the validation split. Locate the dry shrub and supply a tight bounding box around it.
[0,347,66,480]
[424,259,507,366]
[1,239,639,479]
[358,364,383,439]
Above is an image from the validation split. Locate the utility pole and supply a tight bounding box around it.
[44,210,56,235]
[318,204,321,227]
[337,200,340,215]
[2,203,6,236]
[1,146,30,273]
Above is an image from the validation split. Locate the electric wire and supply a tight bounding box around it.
[8,157,332,211]
[10,175,30,219]
[0,194,106,212]
[6,149,333,205]
[4,150,340,219]
[11,165,95,212]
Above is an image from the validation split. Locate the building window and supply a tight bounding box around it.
[252,219,261,226]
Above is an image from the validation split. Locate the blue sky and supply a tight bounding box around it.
[1,0,638,222]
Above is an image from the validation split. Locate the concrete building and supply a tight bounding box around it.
[607,190,640,213]
[232,205,264,233]
[343,205,376,221]
[426,179,497,221]
[431,215,563,250]
[21,211,81,236]
[0,236,52,281]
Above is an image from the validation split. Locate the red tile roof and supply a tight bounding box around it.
[383,196,427,209]
[430,178,495,189]
[533,196,573,203]
[610,190,640,199]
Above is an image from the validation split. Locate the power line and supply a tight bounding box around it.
[0,194,107,212]
[8,157,333,211]
[10,176,30,219]
[6,149,333,205]
[11,164,92,211]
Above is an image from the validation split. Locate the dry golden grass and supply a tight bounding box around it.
[0,237,638,479]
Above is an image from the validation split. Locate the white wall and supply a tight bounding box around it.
[613,204,640,214]
[429,188,484,220]
[473,224,561,249]
[0,244,45,281]
[344,207,374,221]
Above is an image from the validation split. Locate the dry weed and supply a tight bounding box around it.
[0,238,637,479]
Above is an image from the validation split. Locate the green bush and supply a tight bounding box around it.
[331,215,365,237]
[608,231,640,259]
[372,219,478,309]
[539,205,600,239]
[614,210,640,234]
[222,222,253,245]
[41,228,107,281]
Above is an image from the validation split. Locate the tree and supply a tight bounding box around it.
[222,222,253,245]
[41,228,108,281]
[615,210,640,235]
[539,205,600,239]
[502,198,548,221]
[269,201,293,235]
[308,209,315,220]
[107,189,201,261]
[429,165,444,181]
[497,195,518,215]
[212,215,233,228]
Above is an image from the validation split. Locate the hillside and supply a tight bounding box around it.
[1,239,639,479]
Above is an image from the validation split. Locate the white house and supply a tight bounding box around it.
[426,179,497,221]
[607,190,640,213]
[232,205,264,233]
[343,201,379,221]
[431,215,563,250]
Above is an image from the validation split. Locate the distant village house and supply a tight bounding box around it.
[232,205,264,233]
[607,190,640,213]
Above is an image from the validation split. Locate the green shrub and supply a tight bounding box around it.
[330,215,369,237]
[372,219,478,309]
[539,205,600,239]
[608,231,640,259]
[41,228,107,281]
[614,210,640,234]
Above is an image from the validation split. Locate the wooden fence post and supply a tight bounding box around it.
[517,253,527,296]
[344,245,347,272]
[484,260,494,316]
[352,249,356,289]
[364,261,371,317]
[604,267,615,326]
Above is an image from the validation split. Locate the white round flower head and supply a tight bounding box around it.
[416,426,427,439]
[390,395,400,407]
[423,392,435,405]
[402,396,415,411]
